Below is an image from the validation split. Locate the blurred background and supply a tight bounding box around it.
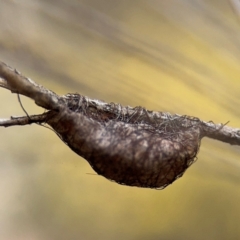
[0,0,240,239]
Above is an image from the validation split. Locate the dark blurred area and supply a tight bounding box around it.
[0,0,240,239]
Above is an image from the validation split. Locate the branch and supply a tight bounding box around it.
[0,62,60,110]
[0,61,239,189]
[0,113,49,127]
[201,121,240,145]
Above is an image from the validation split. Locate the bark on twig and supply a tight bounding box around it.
[0,62,60,110]
[0,61,239,189]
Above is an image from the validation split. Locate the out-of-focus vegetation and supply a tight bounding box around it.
[0,0,240,239]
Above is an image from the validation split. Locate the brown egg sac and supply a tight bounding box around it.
[45,94,202,189]
[3,63,238,189]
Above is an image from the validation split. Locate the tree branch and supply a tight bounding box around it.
[0,62,60,110]
[201,121,240,145]
[0,113,49,127]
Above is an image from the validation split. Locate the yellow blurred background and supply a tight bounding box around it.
[0,0,240,239]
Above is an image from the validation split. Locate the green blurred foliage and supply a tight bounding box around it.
[0,0,240,239]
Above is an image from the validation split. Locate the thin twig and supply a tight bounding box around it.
[0,113,49,127]
[17,94,30,117]
[201,121,240,146]
[0,62,60,110]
